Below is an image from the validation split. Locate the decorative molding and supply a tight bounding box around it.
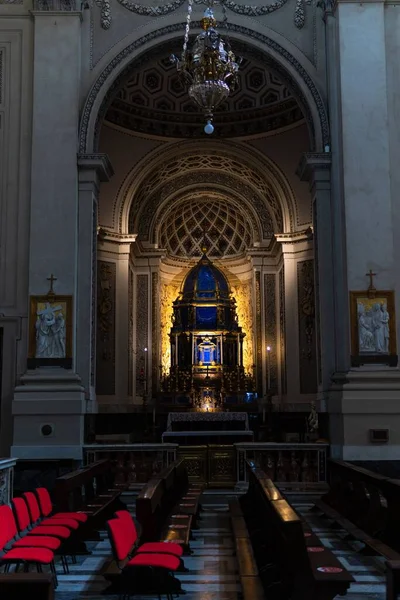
[77,153,114,181]
[0,49,3,106]
[94,0,312,30]
[32,0,78,9]
[135,274,148,396]
[128,267,133,396]
[90,202,97,387]
[96,261,116,394]
[296,151,332,181]
[297,259,317,393]
[79,23,329,154]
[265,273,278,392]
[279,266,286,394]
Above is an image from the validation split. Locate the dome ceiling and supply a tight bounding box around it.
[159,199,253,259]
[105,41,304,139]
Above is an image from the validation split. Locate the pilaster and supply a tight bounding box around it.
[97,231,136,404]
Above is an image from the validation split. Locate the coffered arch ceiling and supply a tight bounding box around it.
[104,40,304,139]
[122,141,297,244]
[156,192,256,260]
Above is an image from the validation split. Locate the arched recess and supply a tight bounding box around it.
[79,22,329,155]
[113,139,298,237]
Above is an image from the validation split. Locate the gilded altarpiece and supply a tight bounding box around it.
[297,260,317,394]
[136,274,148,396]
[231,282,254,374]
[96,261,116,395]
[255,271,262,391]
[160,282,179,376]
[265,274,278,392]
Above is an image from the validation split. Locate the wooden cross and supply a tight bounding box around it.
[366,269,377,298]
[47,273,57,294]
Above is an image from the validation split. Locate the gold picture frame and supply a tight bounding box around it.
[29,295,73,361]
[350,290,397,366]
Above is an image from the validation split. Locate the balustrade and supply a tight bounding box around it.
[83,444,178,487]
[235,443,328,486]
[0,457,17,505]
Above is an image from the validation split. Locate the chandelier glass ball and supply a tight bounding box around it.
[171,2,241,134]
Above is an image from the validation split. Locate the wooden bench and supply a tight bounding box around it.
[229,496,265,600]
[315,460,400,561]
[53,459,125,538]
[0,573,54,600]
[241,462,353,600]
[136,459,201,555]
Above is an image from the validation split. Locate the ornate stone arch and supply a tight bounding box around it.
[115,140,297,236]
[79,21,329,155]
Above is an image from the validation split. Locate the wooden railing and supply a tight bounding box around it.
[83,444,178,487]
[0,457,17,505]
[324,459,400,551]
[235,442,328,486]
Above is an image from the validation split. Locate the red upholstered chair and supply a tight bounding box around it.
[106,518,181,600]
[114,510,185,561]
[0,507,58,587]
[0,505,70,574]
[12,497,72,541]
[23,492,80,531]
[35,488,88,524]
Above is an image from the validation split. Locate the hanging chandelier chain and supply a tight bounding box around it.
[182,0,194,58]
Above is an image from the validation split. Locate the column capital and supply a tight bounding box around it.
[98,229,137,257]
[296,152,332,182]
[78,153,114,182]
[275,228,314,253]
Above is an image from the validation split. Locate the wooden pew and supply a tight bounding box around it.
[0,574,54,600]
[53,459,125,537]
[229,496,265,600]
[315,459,400,562]
[241,462,353,600]
[136,460,200,555]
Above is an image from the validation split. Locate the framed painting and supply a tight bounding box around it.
[28,295,73,368]
[350,291,397,366]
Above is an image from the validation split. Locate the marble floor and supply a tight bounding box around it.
[24,492,389,599]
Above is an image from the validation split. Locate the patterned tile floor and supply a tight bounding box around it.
[16,492,389,599]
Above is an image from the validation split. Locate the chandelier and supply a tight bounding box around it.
[171,1,241,135]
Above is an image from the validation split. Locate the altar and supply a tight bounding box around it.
[162,411,254,445]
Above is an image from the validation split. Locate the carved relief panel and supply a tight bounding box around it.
[297,259,317,393]
[96,261,116,395]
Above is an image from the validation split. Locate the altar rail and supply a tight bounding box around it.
[83,444,178,486]
[83,443,328,487]
[235,443,328,486]
[0,457,17,505]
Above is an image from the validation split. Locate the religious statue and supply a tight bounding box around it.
[307,401,318,434]
[357,301,390,354]
[35,302,66,358]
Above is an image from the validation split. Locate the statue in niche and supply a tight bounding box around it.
[35,302,66,358]
[307,401,319,434]
[374,302,390,354]
[357,303,375,353]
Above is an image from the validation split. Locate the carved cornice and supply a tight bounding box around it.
[275,227,313,244]
[97,228,137,245]
[296,152,331,182]
[78,153,114,181]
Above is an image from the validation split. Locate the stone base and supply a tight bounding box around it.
[11,368,86,460]
[329,368,400,460]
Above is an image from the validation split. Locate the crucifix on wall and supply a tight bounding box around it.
[366,269,377,298]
